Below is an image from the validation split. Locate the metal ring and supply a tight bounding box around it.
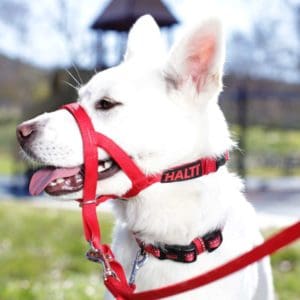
[79,200,96,207]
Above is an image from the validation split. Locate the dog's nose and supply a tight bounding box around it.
[16,123,35,145]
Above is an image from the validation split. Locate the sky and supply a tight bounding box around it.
[0,0,252,67]
[0,0,299,81]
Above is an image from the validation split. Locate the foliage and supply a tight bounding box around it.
[0,55,50,106]
[0,201,113,300]
[0,201,299,299]
[270,235,300,300]
[0,118,26,175]
[244,126,300,155]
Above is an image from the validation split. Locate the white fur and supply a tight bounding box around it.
[20,15,274,299]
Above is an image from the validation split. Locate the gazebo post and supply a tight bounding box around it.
[95,30,104,68]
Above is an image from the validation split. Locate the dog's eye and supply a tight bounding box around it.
[95,98,118,111]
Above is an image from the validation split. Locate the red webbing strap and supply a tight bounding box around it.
[81,202,102,249]
[61,103,137,296]
[114,221,300,300]
[100,244,135,298]
[95,132,160,197]
[201,157,219,176]
[105,261,136,299]
[95,133,146,185]
[62,103,98,200]
[62,103,101,248]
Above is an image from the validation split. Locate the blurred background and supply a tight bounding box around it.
[0,0,299,299]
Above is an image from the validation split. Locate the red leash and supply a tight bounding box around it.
[59,103,300,299]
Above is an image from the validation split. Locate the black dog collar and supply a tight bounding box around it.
[136,230,223,263]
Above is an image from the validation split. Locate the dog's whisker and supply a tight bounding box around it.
[71,62,83,85]
[63,80,78,91]
[64,68,81,88]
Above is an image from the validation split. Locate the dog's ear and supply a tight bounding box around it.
[166,18,225,98]
[124,15,166,63]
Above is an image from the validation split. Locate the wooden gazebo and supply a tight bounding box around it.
[91,0,178,67]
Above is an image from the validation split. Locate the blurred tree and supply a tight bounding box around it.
[0,0,50,114]
[286,0,300,70]
[39,0,96,66]
[48,0,96,66]
[0,0,29,43]
[0,0,99,68]
[229,0,297,81]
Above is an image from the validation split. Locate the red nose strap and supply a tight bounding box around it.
[63,103,98,201]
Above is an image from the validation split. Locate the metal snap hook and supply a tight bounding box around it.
[129,248,149,285]
[86,244,117,281]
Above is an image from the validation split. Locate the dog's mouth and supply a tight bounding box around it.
[29,159,120,196]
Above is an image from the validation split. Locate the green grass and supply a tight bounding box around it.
[271,242,300,300]
[244,127,300,155]
[0,151,26,175]
[247,167,300,177]
[0,201,113,300]
[230,126,300,177]
[0,119,18,153]
[0,118,26,175]
[0,201,299,299]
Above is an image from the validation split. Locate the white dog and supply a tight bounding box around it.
[17,15,274,299]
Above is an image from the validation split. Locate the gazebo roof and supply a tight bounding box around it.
[91,0,178,31]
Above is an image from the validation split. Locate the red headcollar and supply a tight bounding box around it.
[62,103,228,202]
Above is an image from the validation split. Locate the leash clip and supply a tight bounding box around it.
[86,244,117,281]
[129,248,148,285]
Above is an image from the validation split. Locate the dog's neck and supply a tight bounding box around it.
[113,166,233,245]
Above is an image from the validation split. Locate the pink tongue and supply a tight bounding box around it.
[29,167,81,196]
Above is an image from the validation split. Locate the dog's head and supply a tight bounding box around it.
[17,15,232,199]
